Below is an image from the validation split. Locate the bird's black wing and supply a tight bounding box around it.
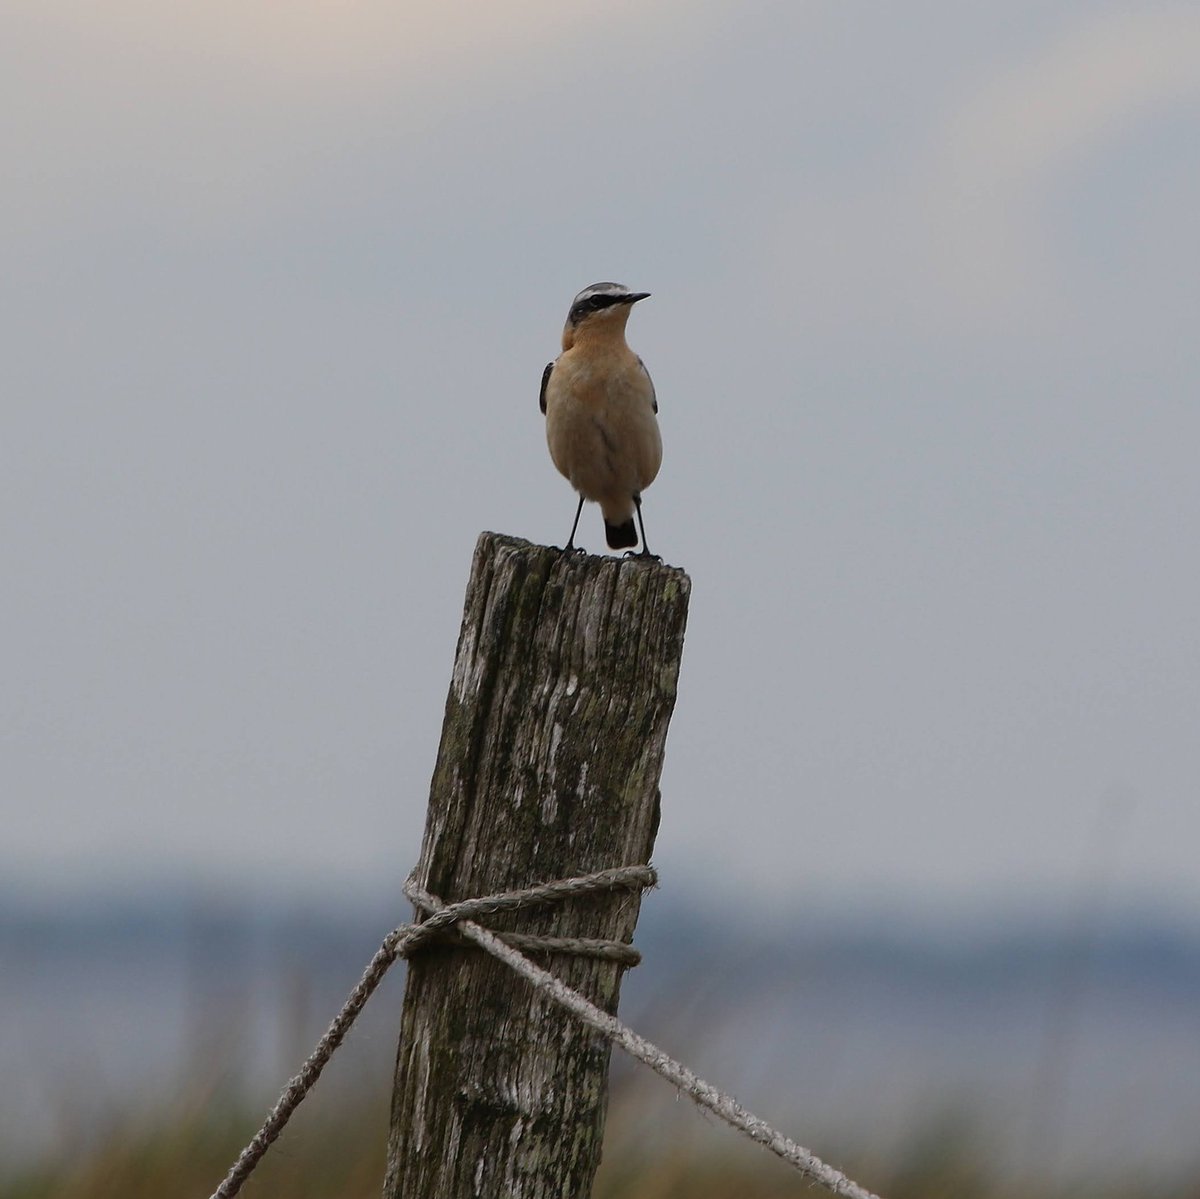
[539,361,554,414]
[638,356,658,413]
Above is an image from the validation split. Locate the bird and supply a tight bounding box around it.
[540,282,662,557]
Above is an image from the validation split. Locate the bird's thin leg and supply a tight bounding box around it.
[563,495,587,554]
[629,494,661,561]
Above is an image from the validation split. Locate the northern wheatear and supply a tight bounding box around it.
[540,282,661,556]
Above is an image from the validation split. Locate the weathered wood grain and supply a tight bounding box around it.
[382,532,690,1199]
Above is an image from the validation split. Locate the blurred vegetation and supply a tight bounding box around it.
[3,1086,1196,1199]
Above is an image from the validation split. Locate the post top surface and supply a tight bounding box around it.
[476,531,691,585]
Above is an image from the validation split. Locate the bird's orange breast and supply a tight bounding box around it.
[544,344,661,512]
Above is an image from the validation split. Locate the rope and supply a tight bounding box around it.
[209,865,883,1199]
[209,866,652,1199]
[440,928,643,965]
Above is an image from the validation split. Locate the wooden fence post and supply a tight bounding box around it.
[382,532,690,1199]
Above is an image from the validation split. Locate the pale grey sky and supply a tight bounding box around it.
[3,1,1198,921]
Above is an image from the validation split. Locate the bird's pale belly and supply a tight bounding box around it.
[547,397,660,508]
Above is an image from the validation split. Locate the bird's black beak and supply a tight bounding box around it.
[622,292,651,304]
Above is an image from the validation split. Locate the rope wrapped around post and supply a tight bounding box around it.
[209,865,655,1199]
[209,863,884,1199]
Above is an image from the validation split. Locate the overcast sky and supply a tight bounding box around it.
[3,1,1198,923]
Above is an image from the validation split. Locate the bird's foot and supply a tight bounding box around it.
[560,543,588,557]
[623,548,663,562]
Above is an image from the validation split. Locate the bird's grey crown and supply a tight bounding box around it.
[571,281,632,306]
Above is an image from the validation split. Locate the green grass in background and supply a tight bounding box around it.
[4,1088,1195,1199]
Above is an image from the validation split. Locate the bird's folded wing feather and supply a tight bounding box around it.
[637,356,657,413]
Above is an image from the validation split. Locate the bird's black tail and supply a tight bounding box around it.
[604,517,638,550]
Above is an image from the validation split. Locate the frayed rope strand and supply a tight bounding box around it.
[210,865,883,1199]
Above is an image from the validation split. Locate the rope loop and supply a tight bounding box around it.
[397,864,656,967]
